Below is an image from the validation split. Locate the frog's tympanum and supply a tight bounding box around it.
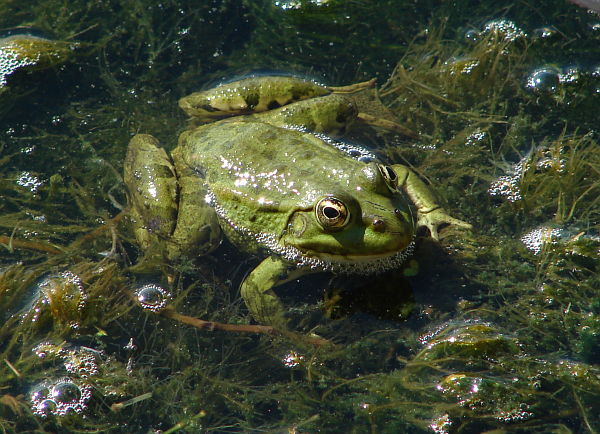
[124,76,471,329]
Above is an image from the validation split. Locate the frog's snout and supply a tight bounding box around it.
[370,208,406,233]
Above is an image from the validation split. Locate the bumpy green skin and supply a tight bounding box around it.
[124,76,470,328]
[178,76,331,119]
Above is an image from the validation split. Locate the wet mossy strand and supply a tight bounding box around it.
[1,0,600,432]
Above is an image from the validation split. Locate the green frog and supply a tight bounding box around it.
[124,76,471,328]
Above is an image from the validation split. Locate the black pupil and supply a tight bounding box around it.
[385,166,397,181]
[323,206,340,219]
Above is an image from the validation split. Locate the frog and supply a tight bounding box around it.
[124,75,471,329]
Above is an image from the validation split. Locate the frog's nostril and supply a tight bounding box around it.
[373,219,386,232]
[394,209,402,218]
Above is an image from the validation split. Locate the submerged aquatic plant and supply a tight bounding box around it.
[0,33,71,89]
[1,0,599,432]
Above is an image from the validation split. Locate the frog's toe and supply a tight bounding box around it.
[419,208,472,240]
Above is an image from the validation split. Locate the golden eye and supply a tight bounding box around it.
[315,197,350,231]
[378,164,398,191]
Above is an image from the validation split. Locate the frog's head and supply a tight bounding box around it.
[281,162,416,273]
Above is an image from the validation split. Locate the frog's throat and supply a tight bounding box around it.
[206,189,415,274]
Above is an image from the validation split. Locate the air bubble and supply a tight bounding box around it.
[532,26,557,39]
[282,351,304,368]
[525,67,561,94]
[464,29,480,43]
[51,380,81,404]
[30,383,51,402]
[136,284,171,312]
[36,399,57,416]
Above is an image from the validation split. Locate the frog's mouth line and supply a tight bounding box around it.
[282,239,416,274]
[254,228,415,274]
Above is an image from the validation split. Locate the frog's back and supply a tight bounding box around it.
[175,120,362,207]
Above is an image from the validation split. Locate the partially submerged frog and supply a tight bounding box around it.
[124,75,471,328]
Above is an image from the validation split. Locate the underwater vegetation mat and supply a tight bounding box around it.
[1,0,600,432]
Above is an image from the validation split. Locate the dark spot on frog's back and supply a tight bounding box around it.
[258,147,275,160]
[245,93,259,109]
[267,100,281,110]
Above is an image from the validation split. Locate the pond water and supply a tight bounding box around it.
[1,1,599,432]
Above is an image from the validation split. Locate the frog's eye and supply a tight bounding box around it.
[378,164,398,191]
[315,197,350,231]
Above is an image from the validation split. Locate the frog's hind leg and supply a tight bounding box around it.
[169,157,222,261]
[124,134,178,254]
[255,93,359,137]
[179,76,331,120]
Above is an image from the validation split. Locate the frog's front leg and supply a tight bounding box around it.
[391,164,472,239]
[240,256,307,329]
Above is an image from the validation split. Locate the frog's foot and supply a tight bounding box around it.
[418,207,472,240]
[327,78,376,93]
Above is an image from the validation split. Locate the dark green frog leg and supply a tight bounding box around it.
[169,151,222,261]
[240,256,306,329]
[124,134,177,252]
[179,76,330,119]
[391,164,472,239]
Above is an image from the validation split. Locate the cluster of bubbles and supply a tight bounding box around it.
[29,342,103,417]
[0,35,39,88]
[481,19,527,42]
[463,19,527,45]
[273,0,329,10]
[520,226,565,254]
[16,171,45,194]
[488,145,567,203]
[135,283,171,312]
[33,341,104,378]
[488,161,525,202]
[30,377,92,417]
[463,128,488,146]
[460,19,600,96]
[429,413,452,434]
[22,271,87,329]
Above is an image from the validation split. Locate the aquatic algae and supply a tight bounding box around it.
[435,373,534,421]
[21,271,87,330]
[0,33,71,89]
[489,133,600,224]
[416,321,519,361]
